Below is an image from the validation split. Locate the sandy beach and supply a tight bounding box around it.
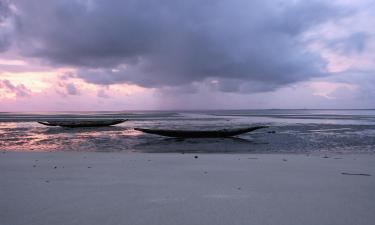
[1,152,374,225]
[2,0,375,223]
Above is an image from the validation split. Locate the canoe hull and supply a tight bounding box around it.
[38,119,127,128]
[134,126,268,138]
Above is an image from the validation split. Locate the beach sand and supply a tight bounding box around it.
[1,152,375,225]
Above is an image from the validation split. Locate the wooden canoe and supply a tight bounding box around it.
[134,126,268,138]
[38,119,127,128]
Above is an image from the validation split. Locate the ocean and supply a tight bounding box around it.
[1,109,375,153]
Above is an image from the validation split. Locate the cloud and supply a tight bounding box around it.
[65,83,79,95]
[0,0,13,52]
[56,82,80,96]
[0,79,31,97]
[7,0,355,92]
[327,32,370,54]
[96,89,109,98]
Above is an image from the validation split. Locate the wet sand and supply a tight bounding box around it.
[1,152,375,225]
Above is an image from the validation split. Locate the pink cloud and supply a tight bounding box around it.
[0,79,31,97]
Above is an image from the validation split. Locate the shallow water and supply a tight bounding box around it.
[1,110,375,153]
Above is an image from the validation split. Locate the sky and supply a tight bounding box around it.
[0,0,374,111]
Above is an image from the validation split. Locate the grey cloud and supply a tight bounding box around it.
[0,0,11,20]
[97,89,109,98]
[56,81,80,96]
[316,69,375,108]
[0,34,10,52]
[328,32,370,54]
[0,79,30,97]
[213,78,282,93]
[0,0,12,52]
[65,83,80,95]
[59,72,76,81]
[158,83,200,96]
[11,0,351,92]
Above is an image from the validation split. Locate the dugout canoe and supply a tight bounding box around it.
[134,126,268,138]
[38,119,127,128]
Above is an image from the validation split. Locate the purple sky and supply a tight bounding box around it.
[0,0,374,111]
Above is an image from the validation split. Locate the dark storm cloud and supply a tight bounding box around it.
[10,0,350,91]
[0,0,12,52]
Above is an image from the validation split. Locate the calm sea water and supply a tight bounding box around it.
[1,110,375,153]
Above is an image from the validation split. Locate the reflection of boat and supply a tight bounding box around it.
[134,126,268,138]
[133,137,263,153]
[38,119,127,128]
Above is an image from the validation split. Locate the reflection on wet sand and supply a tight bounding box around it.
[133,137,269,153]
[0,122,143,152]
